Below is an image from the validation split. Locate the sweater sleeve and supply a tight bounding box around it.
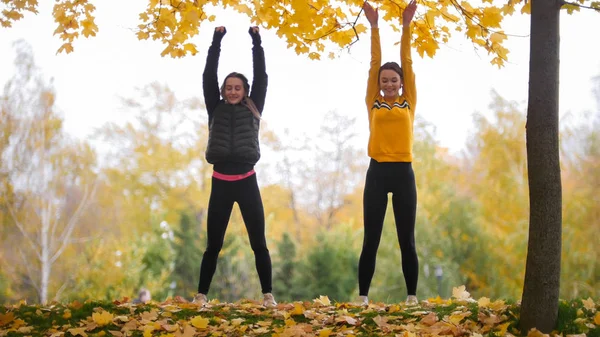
[203,43,222,119]
[366,28,381,119]
[400,25,416,116]
[249,45,268,114]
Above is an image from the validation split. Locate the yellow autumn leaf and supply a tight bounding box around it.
[291,302,304,315]
[480,7,503,28]
[388,304,400,313]
[308,52,321,61]
[56,42,74,54]
[478,297,491,307]
[562,3,581,13]
[17,326,33,333]
[67,327,88,337]
[490,32,507,44]
[448,311,471,324]
[92,310,114,326]
[582,297,596,311]
[190,316,209,329]
[521,0,531,14]
[0,312,15,326]
[452,285,472,301]
[526,328,549,337]
[231,318,244,326]
[314,295,331,306]
[594,312,600,325]
[142,328,154,337]
[495,322,510,336]
[183,43,198,55]
[179,324,197,337]
[319,328,332,337]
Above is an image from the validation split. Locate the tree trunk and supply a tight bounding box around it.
[40,203,51,304]
[520,0,562,333]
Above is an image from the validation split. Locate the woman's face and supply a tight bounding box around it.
[224,77,245,104]
[379,69,402,100]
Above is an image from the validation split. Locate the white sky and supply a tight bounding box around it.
[1,1,599,155]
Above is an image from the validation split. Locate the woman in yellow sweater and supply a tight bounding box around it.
[357,0,419,306]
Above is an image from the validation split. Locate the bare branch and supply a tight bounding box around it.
[19,248,41,296]
[50,180,98,264]
[7,200,42,260]
[53,281,70,302]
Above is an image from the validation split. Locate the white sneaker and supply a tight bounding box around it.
[355,295,369,306]
[405,295,419,306]
[192,293,208,306]
[263,293,277,307]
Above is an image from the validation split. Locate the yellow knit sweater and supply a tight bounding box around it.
[366,26,417,162]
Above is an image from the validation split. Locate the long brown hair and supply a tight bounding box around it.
[220,72,261,120]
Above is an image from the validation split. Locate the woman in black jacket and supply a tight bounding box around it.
[193,26,275,308]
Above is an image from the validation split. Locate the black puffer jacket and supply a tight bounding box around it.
[205,102,261,164]
[202,28,267,166]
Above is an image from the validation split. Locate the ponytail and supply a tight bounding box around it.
[243,97,261,120]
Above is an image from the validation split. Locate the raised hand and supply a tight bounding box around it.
[363,1,379,28]
[212,26,227,44]
[402,0,417,27]
[248,26,262,46]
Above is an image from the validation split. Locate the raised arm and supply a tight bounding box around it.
[248,26,268,114]
[203,27,226,118]
[364,2,381,116]
[401,0,417,115]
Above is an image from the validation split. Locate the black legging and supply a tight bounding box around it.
[197,173,272,294]
[358,159,418,296]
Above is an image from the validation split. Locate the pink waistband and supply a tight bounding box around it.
[212,169,256,181]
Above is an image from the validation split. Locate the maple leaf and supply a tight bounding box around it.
[478,297,491,307]
[582,297,596,311]
[190,316,209,329]
[67,327,88,337]
[420,312,438,326]
[452,285,473,301]
[290,302,305,315]
[495,322,511,336]
[313,295,331,306]
[139,309,159,322]
[231,318,244,326]
[0,312,15,327]
[447,311,471,325]
[335,315,358,325]
[488,300,508,311]
[175,324,196,337]
[56,42,74,54]
[526,328,550,337]
[92,310,114,326]
[319,328,332,337]
[372,315,389,328]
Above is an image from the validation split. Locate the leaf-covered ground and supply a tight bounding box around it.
[1,288,599,337]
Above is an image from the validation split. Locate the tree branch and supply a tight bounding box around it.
[19,248,41,297]
[50,180,98,264]
[7,200,42,260]
[561,0,600,11]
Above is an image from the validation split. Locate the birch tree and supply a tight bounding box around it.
[0,40,98,303]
